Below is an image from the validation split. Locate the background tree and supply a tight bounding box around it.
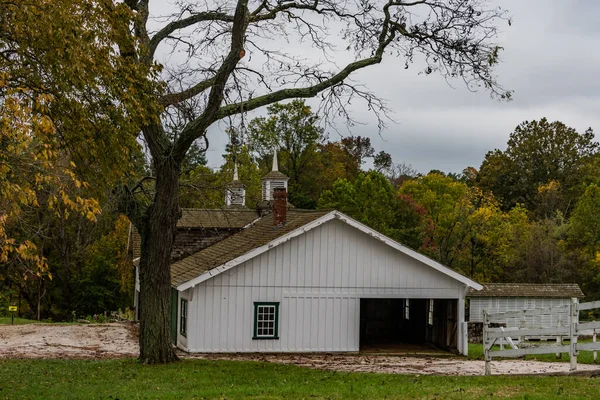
[294,141,364,208]
[318,171,425,246]
[569,184,600,257]
[1,0,149,317]
[373,151,393,174]
[247,100,326,206]
[248,101,325,172]
[399,173,473,266]
[478,118,598,214]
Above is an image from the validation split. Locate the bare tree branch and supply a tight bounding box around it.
[148,11,235,61]
[171,0,250,162]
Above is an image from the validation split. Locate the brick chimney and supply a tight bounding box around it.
[273,188,287,227]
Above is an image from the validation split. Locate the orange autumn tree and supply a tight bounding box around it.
[0,1,154,309]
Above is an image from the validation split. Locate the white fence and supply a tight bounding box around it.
[483,298,600,375]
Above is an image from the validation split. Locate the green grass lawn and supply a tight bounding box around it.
[0,317,41,325]
[0,358,599,399]
[469,342,599,364]
[0,317,83,325]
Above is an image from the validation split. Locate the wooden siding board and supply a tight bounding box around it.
[469,297,572,327]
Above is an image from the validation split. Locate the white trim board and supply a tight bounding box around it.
[176,210,482,291]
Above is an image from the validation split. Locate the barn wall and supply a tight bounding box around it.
[183,218,467,353]
[469,297,572,327]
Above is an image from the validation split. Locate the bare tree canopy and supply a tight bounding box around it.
[117,0,511,364]
[131,0,509,159]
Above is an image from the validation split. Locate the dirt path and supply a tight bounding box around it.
[2,323,600,376]
[0,323,138,359]
[189,353,600,376]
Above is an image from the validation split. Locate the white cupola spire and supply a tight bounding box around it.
[225,163,246,207]
[272,147,279,172]
[261,148,289,201]
[233,162,239,181]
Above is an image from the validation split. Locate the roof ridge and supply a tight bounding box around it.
[181,208,257,212]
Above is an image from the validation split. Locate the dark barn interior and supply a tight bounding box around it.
[359,298,458,353]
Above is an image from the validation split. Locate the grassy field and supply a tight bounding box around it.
[469,343,599,364]
[0,317,41,325]
[0,358,599,399]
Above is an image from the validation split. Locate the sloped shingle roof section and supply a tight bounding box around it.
[467,283,584,298]
[171,209,329,287]
[261,170,289,180]
[177,208,259,228]
[129,208,260,259]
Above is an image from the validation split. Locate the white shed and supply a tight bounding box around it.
[468,283,584,328]
[170,206,482,355]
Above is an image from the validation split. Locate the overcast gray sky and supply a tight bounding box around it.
[155,0,600,174]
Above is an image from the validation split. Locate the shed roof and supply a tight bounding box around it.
[177,208,259,228]
[129,208,260,259]
[171,209,329,287]
[467,283,584,298]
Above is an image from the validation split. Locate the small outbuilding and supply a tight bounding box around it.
[467,283,584,329]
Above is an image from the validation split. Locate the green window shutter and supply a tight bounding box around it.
[170,288,178,344]
[180,299,188,337]
[253,302,279,340]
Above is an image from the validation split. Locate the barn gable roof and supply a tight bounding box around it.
[467,283,584,298]
[174,210,483,291]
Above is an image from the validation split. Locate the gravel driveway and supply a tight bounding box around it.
[2,323,599,376]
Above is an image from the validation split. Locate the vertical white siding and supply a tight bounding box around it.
[184,218,468,352]
[469,297,572,327]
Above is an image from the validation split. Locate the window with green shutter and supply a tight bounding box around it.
[180,299,188,337]
[253,302,279,339]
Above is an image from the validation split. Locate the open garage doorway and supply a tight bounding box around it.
[359,298,458,354]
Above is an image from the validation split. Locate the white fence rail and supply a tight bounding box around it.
[483,298,600,375]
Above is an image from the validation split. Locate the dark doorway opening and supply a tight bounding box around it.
[359,298,458,353]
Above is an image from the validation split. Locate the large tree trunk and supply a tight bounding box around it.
[138,158,181,364]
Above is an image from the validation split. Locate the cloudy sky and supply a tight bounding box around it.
[154,0,600,174]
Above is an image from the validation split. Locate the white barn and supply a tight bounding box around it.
[131,154,483,356]
[468,283,584,328]
[171,208,481,355]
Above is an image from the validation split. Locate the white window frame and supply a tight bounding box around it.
[253,302,279,339]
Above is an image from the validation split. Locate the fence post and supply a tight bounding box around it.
[483,310,491,376]
[556,321,561,359]
[569,297,578,371]
[462,322,469,356]
[594,329,597,364]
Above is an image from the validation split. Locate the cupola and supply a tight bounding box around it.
[225,163,246,207]
[261,148,289,201]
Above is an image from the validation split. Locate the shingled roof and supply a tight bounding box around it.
[467,283,584,298]
[177,208,259,228]
[171,209,329,287]
[261,170,289,180]
[129,208,260,259]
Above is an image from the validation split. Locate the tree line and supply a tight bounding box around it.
[184,104,600,302]
[0,0,517,363]
[3,96,599,328]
